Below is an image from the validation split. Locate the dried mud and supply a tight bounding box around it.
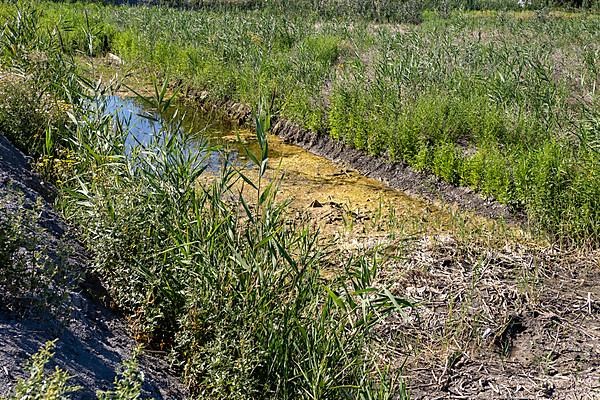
[186,89,523,225]
[272,119,522,224]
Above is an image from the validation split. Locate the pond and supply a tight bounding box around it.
[103,95,494,239]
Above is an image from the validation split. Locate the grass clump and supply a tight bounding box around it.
[0,6,410,398]
[0,194,77,318]
[58,91,410,398]
[1,341,78,400]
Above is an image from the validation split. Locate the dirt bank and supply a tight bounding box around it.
[0,135,187,399]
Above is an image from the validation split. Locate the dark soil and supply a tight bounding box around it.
[0,135,187,399]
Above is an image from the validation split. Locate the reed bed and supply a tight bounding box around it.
[0,6,409,398]
[14,0,598,244]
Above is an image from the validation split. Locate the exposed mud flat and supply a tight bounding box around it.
[272,119,523,223]
[185,89,523,225]
[234,132,522,242]
[0,135,187,399]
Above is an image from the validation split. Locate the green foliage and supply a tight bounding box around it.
[432,142,462,184]
[0,195,77,318]
[1,341,144,400]
[321,10,600,243]
[0,6,80,102]
[0,6,411,397]
[1,341,78,400]
[1,0,599,243]
[0,5,81,157]
[97,348,144,400]
[0,79,49,153]
[57,86,410,398]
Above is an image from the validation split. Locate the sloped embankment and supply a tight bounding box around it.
[0,135,187,399]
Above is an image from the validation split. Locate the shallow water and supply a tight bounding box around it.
[104,96,510,239]
[104,96,287,169]
[104,96,228,171]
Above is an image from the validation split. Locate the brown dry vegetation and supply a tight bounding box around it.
[380,237,599,399]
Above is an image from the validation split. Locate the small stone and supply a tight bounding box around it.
[309,199,323,208]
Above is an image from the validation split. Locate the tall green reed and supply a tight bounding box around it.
[58,82,411,398]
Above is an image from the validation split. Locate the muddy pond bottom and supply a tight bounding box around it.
[106,96,514,240]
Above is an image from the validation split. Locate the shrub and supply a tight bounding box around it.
[0,194,77,318]
[1,341,77,400]
[1,341,144,400]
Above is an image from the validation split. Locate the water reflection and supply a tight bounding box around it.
[104,95,244,172]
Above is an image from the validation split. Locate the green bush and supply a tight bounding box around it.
[1,341,77,400]
[432,142,462,184]
[0,195,77,318]
[1,341,144,400]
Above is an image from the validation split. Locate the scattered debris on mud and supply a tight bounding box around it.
[272,119,522,224]
[377,235,600,399]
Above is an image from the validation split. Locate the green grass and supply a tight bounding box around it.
[9,0,596,244]
[0,193,77,318]
[0,6,410,398]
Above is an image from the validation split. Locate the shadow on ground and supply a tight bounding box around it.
[0,135,187,399]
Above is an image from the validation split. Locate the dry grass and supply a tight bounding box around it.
[372,234,600,399]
